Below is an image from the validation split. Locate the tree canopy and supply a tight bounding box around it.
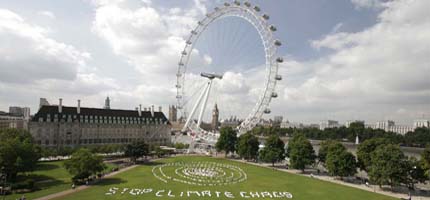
[356,138,391,171]
[287,133,315,172]
[64,148,106,182]
[237,133,259,161]
[0,128,41,180]
[368,144,408,188]
[324,142,357,178]
[124,141,149,162]
[259,134,285,166]
[318,140,337,164]
[215,127,238,156]
[249,124,430,148]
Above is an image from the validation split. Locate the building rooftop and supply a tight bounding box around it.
[32,105,169,124]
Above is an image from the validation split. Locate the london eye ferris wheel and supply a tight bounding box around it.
[175,1,283,143]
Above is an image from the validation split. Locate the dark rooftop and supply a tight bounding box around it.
[32,105,169,124]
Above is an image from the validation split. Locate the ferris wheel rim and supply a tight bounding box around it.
[176,2,282,135]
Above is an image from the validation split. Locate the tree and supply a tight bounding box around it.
[287,133,315,172]
[318,140,337,164]
[368,144,408,189]
[404,157,426,190]
[64,148,106,183]
[124,141,149,162]
[325,143,357,178]
[0,129,41,180]
[174,143,189,149]
[154,146,167,158]
[420,145,430,178]
[215,127,238,157]
[237,133,259,161]
[356,138,391,171]
[259,135,285,166]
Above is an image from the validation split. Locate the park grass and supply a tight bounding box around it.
[56,156,397,200]
[5,161,116,200]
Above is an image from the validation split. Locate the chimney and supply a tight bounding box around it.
[59,98,63,113]
[151,105,155,117]
[77,99,81,114]
[158,106,162,112]
[138,104,142,117]
[144,107,147,111]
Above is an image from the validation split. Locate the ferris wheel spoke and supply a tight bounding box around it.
[177,2,283,139]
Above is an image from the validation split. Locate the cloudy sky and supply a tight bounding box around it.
[0,0,428,125]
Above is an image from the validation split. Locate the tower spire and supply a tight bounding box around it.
[104,96,110,109]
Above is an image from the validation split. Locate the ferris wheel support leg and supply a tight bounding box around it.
[181,81,211,132]
[197,80,213,128]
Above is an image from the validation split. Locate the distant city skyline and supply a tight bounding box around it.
[0,0,429,124]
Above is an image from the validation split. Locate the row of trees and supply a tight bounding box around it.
[40,144,125,158]
[290,134,430,190]
[215,127,286,166]
[250,123,430,147]
[356,138,428,189]
[215,127,430,190]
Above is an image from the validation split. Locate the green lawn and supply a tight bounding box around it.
[5,161,116,200]
[56,156,396,200]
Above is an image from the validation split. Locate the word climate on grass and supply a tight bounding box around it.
[106,187,293,199]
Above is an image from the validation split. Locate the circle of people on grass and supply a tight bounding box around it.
[152,161,247,186]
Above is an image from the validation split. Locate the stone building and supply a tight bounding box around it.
[29,98,171,148]
[169,105,177,122]
[0,112,26,129]
[211,104,219,130]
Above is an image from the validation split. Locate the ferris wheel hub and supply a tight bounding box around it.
[201,72,223,80]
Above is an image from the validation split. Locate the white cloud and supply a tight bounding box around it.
[350,0,385,9]
[91,0,206,75]
[283,0,430,122]
[0,9,119,112]
[0,9,89,83]
[37,11,56,19]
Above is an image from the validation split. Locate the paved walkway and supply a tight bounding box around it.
[34,164,138,200]
[231,159,430,200]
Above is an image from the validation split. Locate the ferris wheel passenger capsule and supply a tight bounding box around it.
[269,25,277,32]
[254,6,261,12]
[262,14,270,20]
[264,108,271,114]
[176,95,182,99]
[224,2,230,7]
[186,40,192,45]
[214,7,220,11]
[191,30,198,35]
[244,2,251,7]
[271,92,278,98]
[276,57,284,63]
[275,75,282,81]
[198,21,203,25]
[274,40,282,46]
[182,51,187,55]
[234,0,240,6]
